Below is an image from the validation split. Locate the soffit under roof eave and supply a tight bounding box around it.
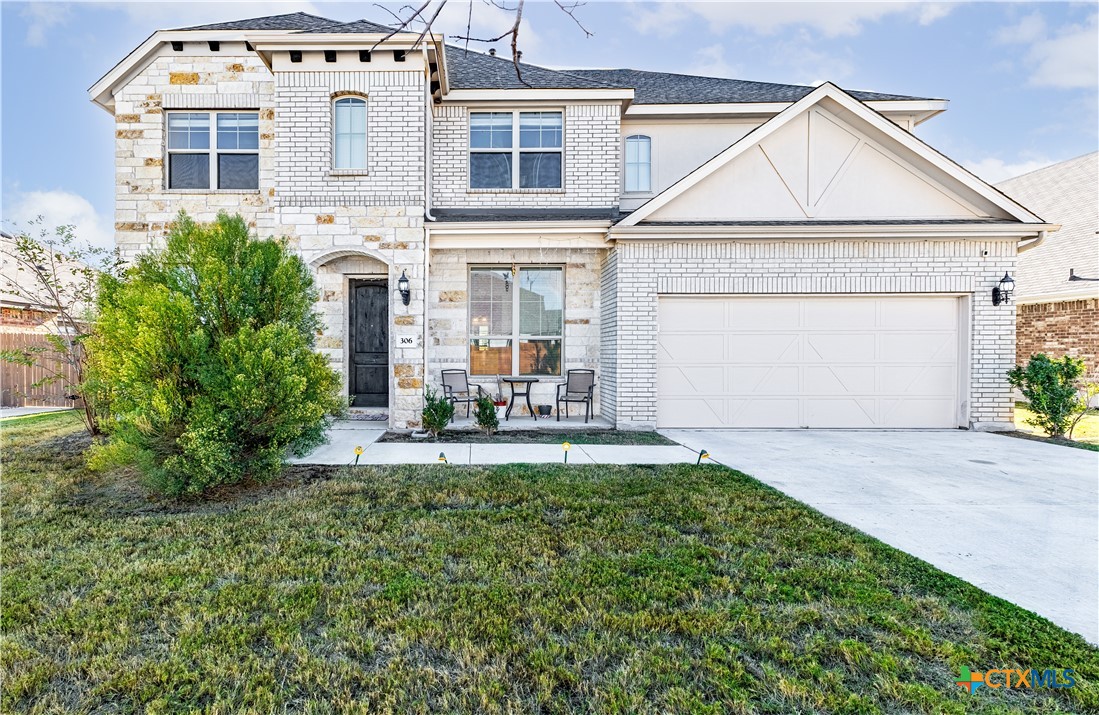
[608,223,1059,241]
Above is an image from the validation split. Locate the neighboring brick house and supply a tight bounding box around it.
[90,12,1054,431]
[996,153,1098,379]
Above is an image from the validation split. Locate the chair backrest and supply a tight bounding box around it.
[441,369,469,394]
[566,369,595,394]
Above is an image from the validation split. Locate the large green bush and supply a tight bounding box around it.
[1007,353,1090,438]
[86,212,343,495]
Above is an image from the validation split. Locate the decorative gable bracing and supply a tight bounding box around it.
[620,84,1044,228]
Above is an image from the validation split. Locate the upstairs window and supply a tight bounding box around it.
[333,97,367,169]
[624,134,651,193]
[469,111,562,189]
[167,111,258,190]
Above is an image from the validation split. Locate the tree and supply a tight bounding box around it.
[1007,354,1095,439]
[374,0,592,85]
[0,219,124,435]
[86,212,344,495]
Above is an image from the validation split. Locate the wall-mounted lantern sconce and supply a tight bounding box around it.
[992,272,1015,306]
[397,270,411,306]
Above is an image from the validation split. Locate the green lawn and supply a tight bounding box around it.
[1015,403,1099,451]
[3,412,1096,714]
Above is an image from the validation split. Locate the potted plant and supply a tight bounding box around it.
[492,374,508,414]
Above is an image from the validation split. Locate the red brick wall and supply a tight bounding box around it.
[1016,298,1099,377]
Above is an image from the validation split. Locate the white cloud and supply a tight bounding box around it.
[631,1,953,39]
[3,190,114,252]
[109,1,324,31]
[995,11,1098,90]
[21,2,72,46]
[964,156,1056,184]
[686,44,740,79]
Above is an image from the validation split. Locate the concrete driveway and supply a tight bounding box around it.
[662,429,1099,643]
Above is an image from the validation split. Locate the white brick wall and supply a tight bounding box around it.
[431,103,621,209]
[608,238,1018,430]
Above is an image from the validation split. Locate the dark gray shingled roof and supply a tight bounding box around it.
[444,46,620,90]
[301,19,397,34]
[564,68,936,104]
[175,12,341,32]
[628,218,1019,226]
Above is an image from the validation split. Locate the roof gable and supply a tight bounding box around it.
[620,83,1043,227]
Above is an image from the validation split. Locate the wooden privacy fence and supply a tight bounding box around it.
[0,331,82,408]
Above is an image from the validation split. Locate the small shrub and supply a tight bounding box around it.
[422,387,454,437]
[1007,354,1091,438]
[474,395,499,435]
[85,212,343,495]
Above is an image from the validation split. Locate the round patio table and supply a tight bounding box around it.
[502,377,539,421]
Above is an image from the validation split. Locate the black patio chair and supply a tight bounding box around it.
[556,369,596,423]
[441,369,485,420]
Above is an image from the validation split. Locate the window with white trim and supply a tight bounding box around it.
[469,111,562,189]
[333,97,367,169]
[624,134,651,193]
[167,111,258,190]
[468,266,563,376]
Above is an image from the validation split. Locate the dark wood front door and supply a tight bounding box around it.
[349,280,389,407]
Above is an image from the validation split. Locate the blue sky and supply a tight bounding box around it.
[2,1,1096,248]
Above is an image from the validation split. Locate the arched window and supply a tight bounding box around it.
[333,97,367,169]
[624,134,651,193]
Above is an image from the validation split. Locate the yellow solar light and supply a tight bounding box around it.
[697,449,710,465]
[562,441,571,464]
[438,452,448,464]
[353,445,363,466]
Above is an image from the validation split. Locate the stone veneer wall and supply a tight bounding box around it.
[112,45,276,259]
[431,103,621,209]
[610,238,1018,430]
[111,48,430,428]
[427,247,605,413]
[1017,298,1099,378]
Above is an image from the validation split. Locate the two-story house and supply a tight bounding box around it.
[90,12,1054,431]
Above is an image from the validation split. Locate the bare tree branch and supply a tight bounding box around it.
[554,0,593,38]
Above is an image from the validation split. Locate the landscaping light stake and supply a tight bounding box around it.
[353,445,363,466]
[697,449,709,465]
[562,442,571,464]
[438,452,448,464]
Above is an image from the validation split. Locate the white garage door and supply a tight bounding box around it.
[656,296,961,428]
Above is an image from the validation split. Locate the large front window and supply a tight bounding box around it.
[469,266,563,376]
[167,111,258,190]
[469,111,563,189]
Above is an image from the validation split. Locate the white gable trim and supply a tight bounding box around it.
[617,83,1043,227]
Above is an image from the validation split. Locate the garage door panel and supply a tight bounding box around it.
[879,398,956,428]
[804,299,877,328]
[803,365,877,395]
[658,365,723,394]
[659,298,724,326]
[657,398,727,428]
[657,296,960,429]
[726,300,800,329]
[729,334,798,362]
[880,332,955,362]
[729,365,801,394]
[881,365,956,394]
[805,399,877,428]
[727,399,800,428]
[658,333,724,363]
[806,333,876,362]
[879,298,956,328]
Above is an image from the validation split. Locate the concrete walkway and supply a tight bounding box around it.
[663,428,1099,644]
[288,421,700,466]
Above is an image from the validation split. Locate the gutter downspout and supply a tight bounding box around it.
[1017,229,1047,253]
[423,44,435,389]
